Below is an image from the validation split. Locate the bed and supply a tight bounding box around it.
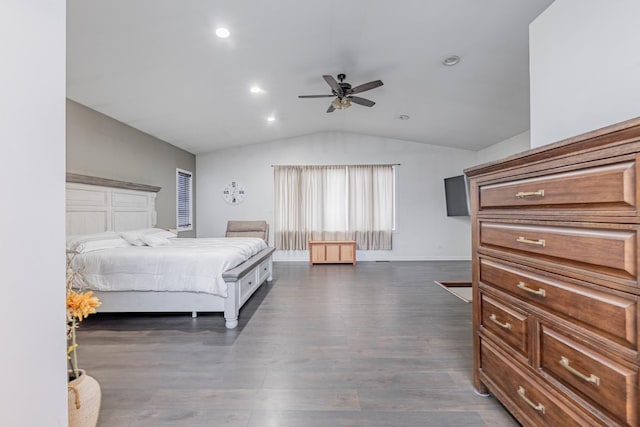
[66,175,275,329]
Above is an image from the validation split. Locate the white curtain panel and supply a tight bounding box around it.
[348,165,393,250]
[274,165,393,250]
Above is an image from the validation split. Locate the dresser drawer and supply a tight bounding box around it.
[481,294,529,356]
[480,258,638,348]
[479,161,636,212]
[481,339,596,427]
[540,325,638,426]
[480,222,637,279]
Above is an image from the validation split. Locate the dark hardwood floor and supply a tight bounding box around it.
[78,261,519,427]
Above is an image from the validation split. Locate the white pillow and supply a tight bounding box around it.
[144,228,177,239]
[119,230,146,246]
[119,228,177,246]
[139,234,171,247]
[66,232,129,253]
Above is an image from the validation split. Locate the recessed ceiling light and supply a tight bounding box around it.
[266,116,276,122]
[398,114,410,120]
[215,27,230,39]
[443,55,460,66]
[250,86,265,94]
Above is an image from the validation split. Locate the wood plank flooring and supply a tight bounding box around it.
[78,261,519,426]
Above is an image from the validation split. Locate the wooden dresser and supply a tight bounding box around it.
[465,118,640,427]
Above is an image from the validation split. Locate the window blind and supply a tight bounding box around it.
[176,169,192,230]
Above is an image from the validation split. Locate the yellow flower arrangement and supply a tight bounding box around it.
[66,254,101,380]
[67,290,101,320]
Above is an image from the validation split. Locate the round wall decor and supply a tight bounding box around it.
[222,181,246,204]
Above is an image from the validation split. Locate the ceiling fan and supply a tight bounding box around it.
[298,74,383,113]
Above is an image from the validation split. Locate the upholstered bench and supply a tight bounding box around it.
[225,220,269,245]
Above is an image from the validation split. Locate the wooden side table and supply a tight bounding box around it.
[309,240,356,265]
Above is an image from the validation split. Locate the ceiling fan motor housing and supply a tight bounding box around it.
[336,73,351,97]
[338,83,351,96]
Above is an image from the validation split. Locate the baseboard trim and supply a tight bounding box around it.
[272,253,471,262]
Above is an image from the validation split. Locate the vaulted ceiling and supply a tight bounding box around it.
[67,0,554,154]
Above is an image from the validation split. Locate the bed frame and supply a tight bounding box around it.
[66,174,274,329]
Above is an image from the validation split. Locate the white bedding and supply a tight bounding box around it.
[71,237,267,297]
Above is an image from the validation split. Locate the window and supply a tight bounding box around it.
[176,168,193,231]
[274,164,395,250]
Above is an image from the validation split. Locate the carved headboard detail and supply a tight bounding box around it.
[66,174,161,236]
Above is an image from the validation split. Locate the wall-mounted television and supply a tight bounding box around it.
[444,174,470,217]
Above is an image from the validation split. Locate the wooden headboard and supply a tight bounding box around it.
[66,174,161,236]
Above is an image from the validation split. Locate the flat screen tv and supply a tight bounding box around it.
[444,174,470,217]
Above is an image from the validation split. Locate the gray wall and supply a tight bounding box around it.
[66,99,197,236]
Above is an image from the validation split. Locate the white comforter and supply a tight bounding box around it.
[71,237,267,297]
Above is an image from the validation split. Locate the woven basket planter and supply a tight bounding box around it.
[68,370,101,427]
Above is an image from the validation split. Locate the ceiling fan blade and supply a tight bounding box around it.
[326,104,336,113]
[348,96,375,107]
[348,80,383,95]
[323,75,342,95]
[298,94,334,98]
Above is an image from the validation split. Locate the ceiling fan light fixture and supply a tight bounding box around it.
[331,97,352,110]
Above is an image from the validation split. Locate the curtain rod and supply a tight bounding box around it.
[271,163,400,167]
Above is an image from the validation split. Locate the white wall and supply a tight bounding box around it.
[0,1,68,425]
[197,132,476,261]
[475,131,530,165]
[530,0,640,147]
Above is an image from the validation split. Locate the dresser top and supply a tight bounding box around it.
[465,116,640,178]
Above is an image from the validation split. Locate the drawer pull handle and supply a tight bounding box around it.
[559,356,600,386]
[517,281,546,297]
[517,386,545,414]
[516,190,545,198]
[489,313,511,330]
[516,237,546,247]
